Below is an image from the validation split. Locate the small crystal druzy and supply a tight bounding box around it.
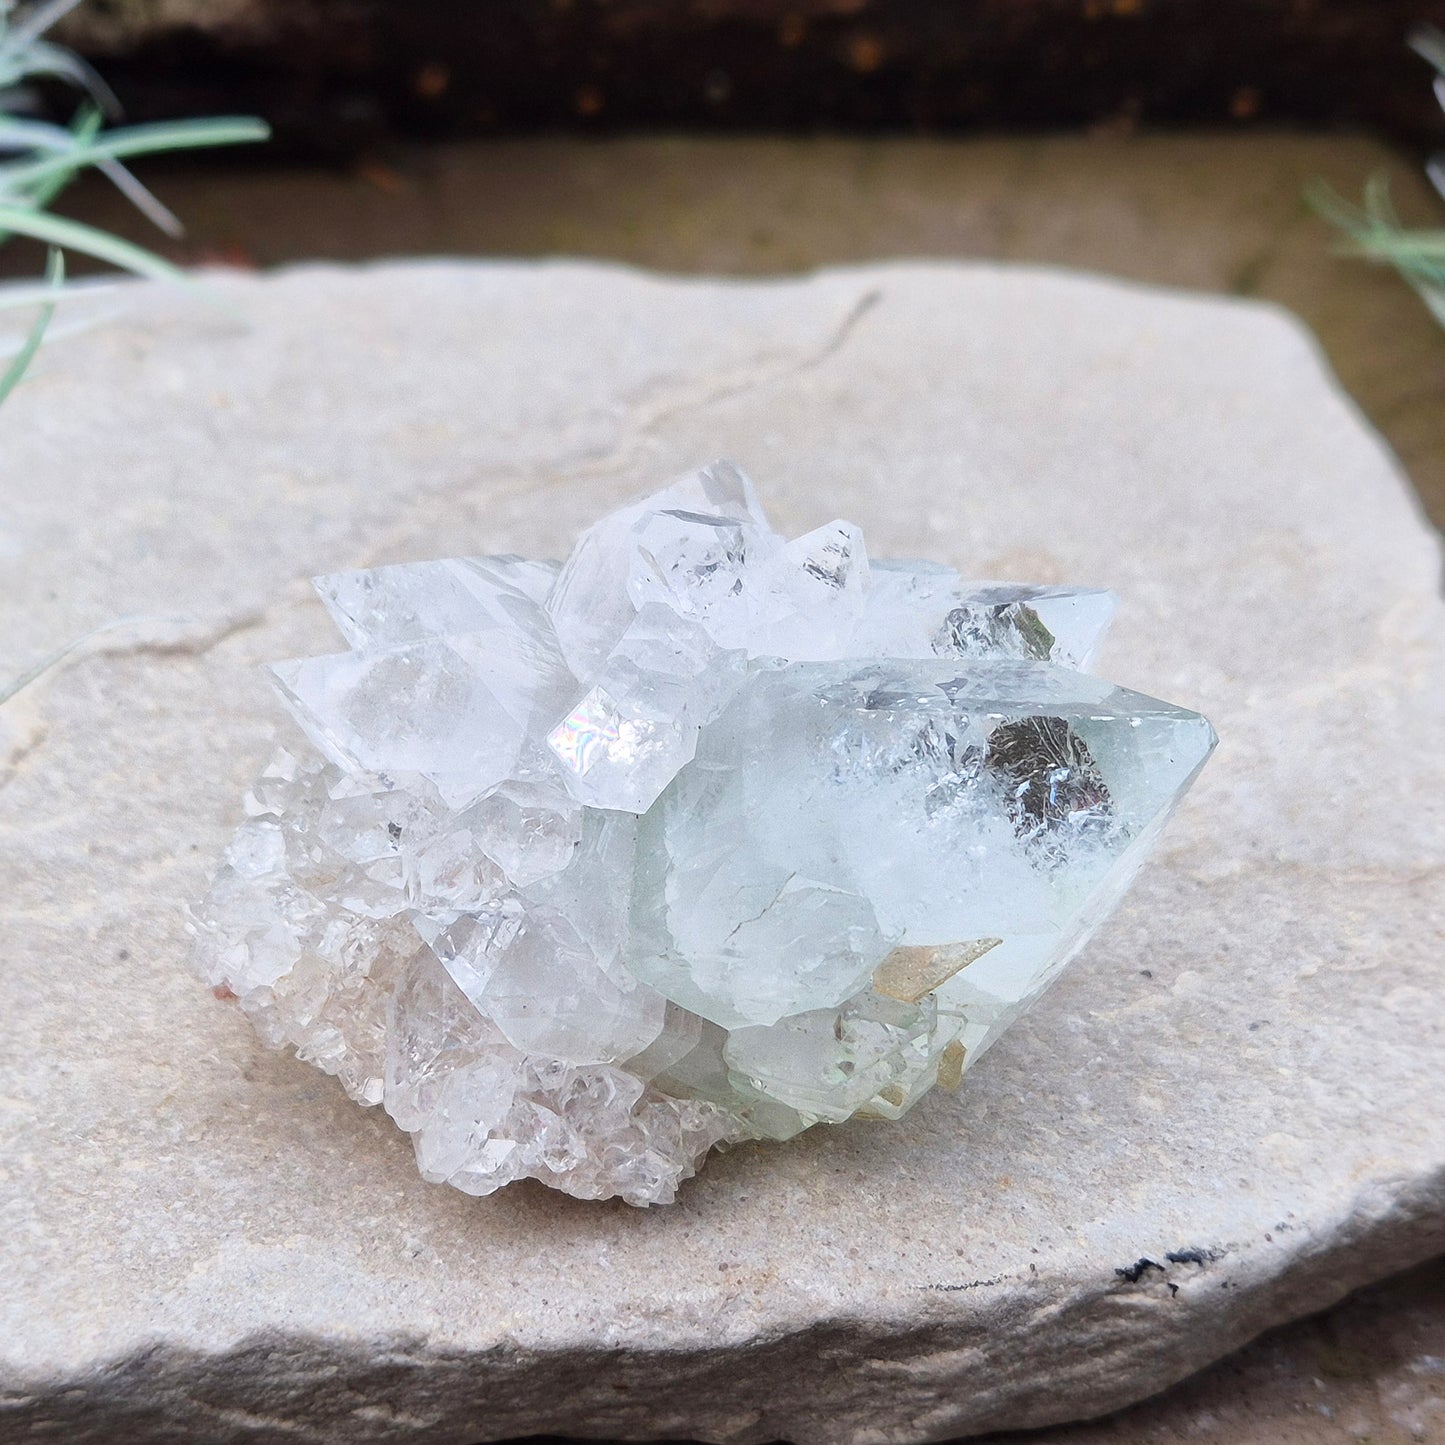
[191,462,1215,1205]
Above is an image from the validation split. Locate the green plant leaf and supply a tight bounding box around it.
[0,275,114,309]
[1345,231,1445,256]
[1416,282,1445,330]
[1409,24,1445,77]
[0,105,104,234]
[1313,32,1445,334]
[0,113,87,150]
[0,35,120,114]
[0,244,61,406]
[6,0,88,50]
[1362,172,1403,229]
[1304,180,1366,233]
[0,608,199,707]
[95,157,184,236]
[0,203,184,280]
[0,1,269,400]
[0,116,269,193]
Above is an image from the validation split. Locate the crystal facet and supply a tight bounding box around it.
[192,461,1215,1205]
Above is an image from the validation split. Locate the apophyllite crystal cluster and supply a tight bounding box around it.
[191,461,1215,1205]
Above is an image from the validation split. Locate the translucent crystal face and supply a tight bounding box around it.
[190,461,1215,1206]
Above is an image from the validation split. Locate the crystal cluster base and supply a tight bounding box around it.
[191,462,1215,1205]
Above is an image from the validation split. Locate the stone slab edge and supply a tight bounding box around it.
[2,259,1443,1444]
[3,1154,1442,1440]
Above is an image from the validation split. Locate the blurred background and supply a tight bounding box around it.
[4,4,1444,1442]
[36,0,1445,148]
[7,0,1445,542]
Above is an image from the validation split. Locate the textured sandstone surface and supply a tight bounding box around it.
[0,261,1442,1443]
[996,1255,1445,1445]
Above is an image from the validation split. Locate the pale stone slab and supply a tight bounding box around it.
[0,261,1442,1443]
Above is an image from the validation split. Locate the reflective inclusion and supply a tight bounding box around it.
[191,461,1215,1205]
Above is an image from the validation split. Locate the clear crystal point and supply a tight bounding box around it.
[193,464,1214,1205]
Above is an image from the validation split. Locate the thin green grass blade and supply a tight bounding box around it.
[96,156,184,236]
[1342,232,1445,259]
[1427,156,1445,205]
[0,105,103,234]
[0,203,183,280]
[0,609,200,707]
[0,275,114,309]
[0,244,61,405]
[0,113,85,150]
[6,0,86,49]
[1310,171,1445,304]
[1,633,93,706]
[0,2,268,392]
[0,116,268,193]
[1415,281,1445,329]
[2,36,121,115]
[1409,24,1445,77]
[24,104,104,213]
[1305,179,1369,234]
[1363,173,1403,229]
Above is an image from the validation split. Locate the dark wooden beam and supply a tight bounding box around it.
[55,0,1445,156]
